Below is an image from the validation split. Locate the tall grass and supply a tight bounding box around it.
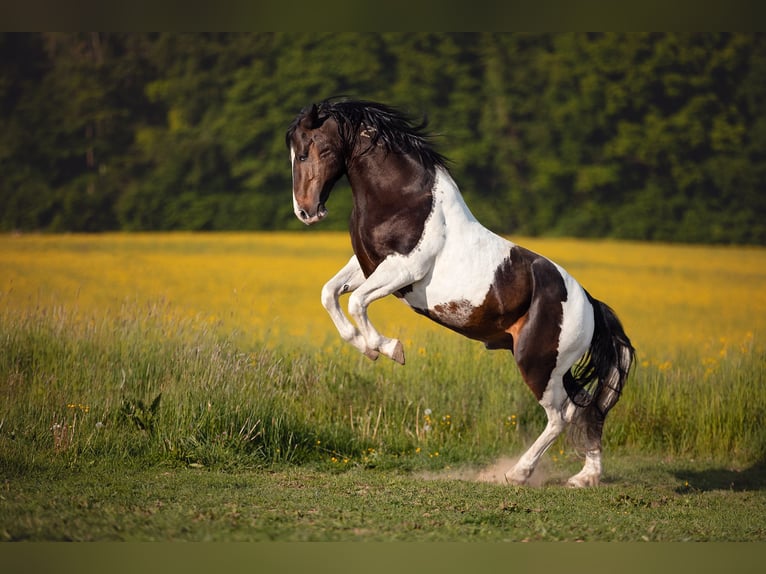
[1,300,764,475]
[1,233,765,474]
[0,303,540,473]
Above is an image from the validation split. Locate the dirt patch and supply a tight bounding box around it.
[419,456,561,487]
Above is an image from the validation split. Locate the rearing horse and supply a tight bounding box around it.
[286,99,634,487]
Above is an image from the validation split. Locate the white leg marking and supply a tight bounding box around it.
[505,402,566,485]
[320,256,378,359]
[566,449,602,488]
[506,377,569,485]
[347,256,422,364]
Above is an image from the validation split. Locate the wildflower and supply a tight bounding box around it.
[67,403,90,413]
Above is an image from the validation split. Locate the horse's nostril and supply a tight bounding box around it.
[299,209,309,220]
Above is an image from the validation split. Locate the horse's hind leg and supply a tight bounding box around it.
[566,432,603,487]
[565,391,605,487]
[505,377,568,485]
[504,265,595,486]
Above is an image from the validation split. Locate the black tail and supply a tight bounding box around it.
[564,292,635,439]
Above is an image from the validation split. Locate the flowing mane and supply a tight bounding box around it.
[288,98,448,171]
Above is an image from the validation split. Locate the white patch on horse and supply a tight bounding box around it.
[552,264,594,373]
[401,167,513,326]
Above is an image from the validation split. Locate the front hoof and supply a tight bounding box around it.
[390,340,405,365]
[363,348,380,361]
[378,339,405,365]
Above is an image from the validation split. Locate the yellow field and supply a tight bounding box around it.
[2,232,765,364]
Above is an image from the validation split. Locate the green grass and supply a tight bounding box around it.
[1,302,765,541]
[2,301,764,472]
[2,233,766,541]
[3,458,765,541]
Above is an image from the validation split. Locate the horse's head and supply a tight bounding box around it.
[286,104,344,225]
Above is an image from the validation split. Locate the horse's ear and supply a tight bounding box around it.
[300,103,325,130]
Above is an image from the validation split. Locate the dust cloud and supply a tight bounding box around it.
[419,456,560,487]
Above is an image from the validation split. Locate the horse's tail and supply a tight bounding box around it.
[565,292,635,443]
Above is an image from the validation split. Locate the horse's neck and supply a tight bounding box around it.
[346,153,491,243]
[433,167,479,225]
[348,151,422,191]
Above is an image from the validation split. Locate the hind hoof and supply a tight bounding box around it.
[566,474,600,488]
[505,467,531,486]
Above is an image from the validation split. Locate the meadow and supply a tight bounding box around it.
[1,232,765,542]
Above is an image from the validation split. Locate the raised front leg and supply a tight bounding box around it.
[346,255,421,365]
[320,256,379,360]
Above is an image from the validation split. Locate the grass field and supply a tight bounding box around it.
[1,232,765,541]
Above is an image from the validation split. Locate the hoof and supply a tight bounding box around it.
[390,340,405,365]
[504,468,530,486]
[566,474,600,488]
[363,348,380,361]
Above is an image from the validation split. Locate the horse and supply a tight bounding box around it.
[286,98,634,487]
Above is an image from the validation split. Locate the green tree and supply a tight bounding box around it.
[1,33,765,244]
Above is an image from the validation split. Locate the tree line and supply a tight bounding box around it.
[1,33,765,243]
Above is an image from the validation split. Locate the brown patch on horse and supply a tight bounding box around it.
[422,246,567,400]
[505,313,528,346]
[424,246,536,347]
[348,151,435,278]
[512,254,568,399]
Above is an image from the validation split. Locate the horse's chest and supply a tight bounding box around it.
[402,239,515,319]
[350,191,434,278]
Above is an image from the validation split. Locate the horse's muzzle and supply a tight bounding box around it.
[296,204,328,225]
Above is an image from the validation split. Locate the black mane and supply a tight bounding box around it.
[289,98,448,170]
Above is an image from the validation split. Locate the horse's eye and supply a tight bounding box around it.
[298,154,308,162]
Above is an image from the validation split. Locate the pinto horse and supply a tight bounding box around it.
[286,99,634,487]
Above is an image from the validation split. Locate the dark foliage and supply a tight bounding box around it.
[2,33,765,243]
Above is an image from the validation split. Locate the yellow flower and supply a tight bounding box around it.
[658,361,672,372]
